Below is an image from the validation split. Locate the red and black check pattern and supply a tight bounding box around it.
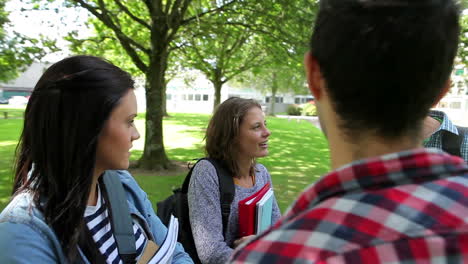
[230,148,468,263]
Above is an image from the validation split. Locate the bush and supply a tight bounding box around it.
[301,102,317,116]
[287,104,302,116]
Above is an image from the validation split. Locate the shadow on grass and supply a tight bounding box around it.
[0,113,330,214]
[133,115,330,213]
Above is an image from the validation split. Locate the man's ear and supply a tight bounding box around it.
[432,79,451,107]
[304,52,324,100]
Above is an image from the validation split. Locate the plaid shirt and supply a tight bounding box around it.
[424,110,468,162]
[230,149,468,263]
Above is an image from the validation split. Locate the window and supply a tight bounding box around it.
[188,94,194,101]
[195,94,201,101]
[295,98,300,104]
[265,96,270,103]
[450,102,461,109]
[203,94,209,101]
[439,102,448,108]
[275,97,283,103]
[166,94,172,100]
[182,94,187,100]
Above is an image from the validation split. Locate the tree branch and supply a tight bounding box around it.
[164,0,173,14]
[113,0,151,30]
[165,0,193,43]
[73,0,149,72]
[224,50,265,82]
[181,0,238,25]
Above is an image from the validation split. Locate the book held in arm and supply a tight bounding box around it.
[138,214,179,264]
[255,188,274,234]
[238,182,274,237]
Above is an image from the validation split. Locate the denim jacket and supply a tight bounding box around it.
[0,170,193,264]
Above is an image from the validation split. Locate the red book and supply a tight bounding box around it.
[238,182,271,237]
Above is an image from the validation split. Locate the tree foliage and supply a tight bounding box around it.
[0,0,57,82]
[232,0,318,114]
[37,0,240,170]
[176,7,267,108]
[458,14,468,68]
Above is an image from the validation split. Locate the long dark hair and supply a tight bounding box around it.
[12,55,134,260]
[205,97,262,177]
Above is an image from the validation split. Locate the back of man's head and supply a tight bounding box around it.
[311,0,460,139]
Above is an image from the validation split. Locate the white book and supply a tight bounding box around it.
[255,189,274,234]
[147,214,179,264]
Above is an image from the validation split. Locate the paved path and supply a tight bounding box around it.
[276,115,322,131]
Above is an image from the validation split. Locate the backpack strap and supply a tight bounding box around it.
[208,158,235,236]
[102,171,137,264]
[181,158,235,237]
[442,126,466,158]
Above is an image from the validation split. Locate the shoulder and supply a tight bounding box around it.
[0,221,63,262]
[191,159,219,182]
[105,170,142,194]
[0,194,64,261]
[255,163,268,173]
[111,169,138,186]
[254,163,271,180]
[0,192,46,229]
[193,159,217,173]
[104,170,148,210]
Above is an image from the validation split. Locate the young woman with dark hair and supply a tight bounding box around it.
[0,55,193,264]
[187,97,281,264]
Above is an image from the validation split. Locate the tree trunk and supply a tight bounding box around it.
[137,30,171,170]
[162,85,169,117]
[212,68,224,111]
[213,80,223,111]
[269,72,278,116]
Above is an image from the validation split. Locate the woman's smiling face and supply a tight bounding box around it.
[237,107,271,159]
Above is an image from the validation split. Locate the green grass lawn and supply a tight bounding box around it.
[0,109,330,213]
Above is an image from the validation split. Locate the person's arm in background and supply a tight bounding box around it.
[188,160,234,264]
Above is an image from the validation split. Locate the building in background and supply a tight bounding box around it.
[4,64,466,122]
[433,66,468,126]
[0,62,50,100]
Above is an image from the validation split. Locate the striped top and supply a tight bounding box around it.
[84,185,147,264]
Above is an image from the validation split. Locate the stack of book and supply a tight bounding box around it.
[138,214,179,264]
[238,183,274,237]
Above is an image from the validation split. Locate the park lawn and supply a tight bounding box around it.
[0,110,330,213]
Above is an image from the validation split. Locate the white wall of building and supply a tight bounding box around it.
[433,70,468,126]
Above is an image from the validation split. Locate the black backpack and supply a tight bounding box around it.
[442,125,467,159]
[156,158,235,264]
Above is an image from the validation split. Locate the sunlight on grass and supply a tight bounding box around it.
[0,111,331,213]
[0,141,17,147]
[164,124,205,149]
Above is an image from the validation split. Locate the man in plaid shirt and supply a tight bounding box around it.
[230,0,468,263]
[423,110,468,162]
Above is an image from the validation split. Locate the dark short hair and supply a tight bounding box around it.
[311,0,460,139]
[13,55,134,260]
[205,97,262,177]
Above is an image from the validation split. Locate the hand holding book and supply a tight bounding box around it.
[238,183,274,237]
